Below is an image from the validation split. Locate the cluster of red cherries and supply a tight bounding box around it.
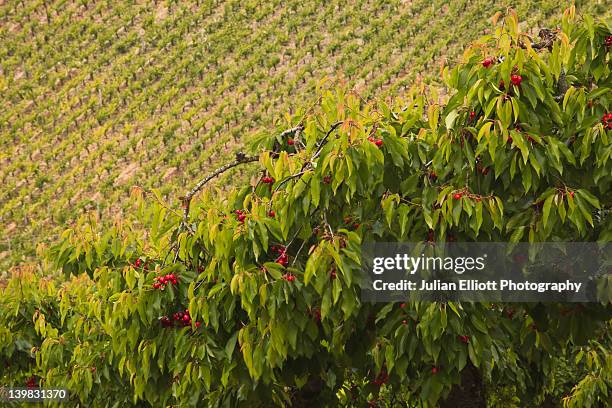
[261,176,275,184]
[152,273,178,290]
[510,74,522,86]
[367,136,383,147]
[371,370,389,386]
[482,57,494,68]
[282,273,296,282]
[160,309,202,329]
[602,113,612,130]
[132,258,149,270]
[606,35,612,49]
[25,376,38,388]
[481,58,523,86]
[270,244,289,267]
[235,209,246,224]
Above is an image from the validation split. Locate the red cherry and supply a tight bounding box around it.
[323,175,332,184]
[276,253,289,266]
[569,191,575,198]
[171,278,178,285]
[375,139,383,147]
[268,210,275,218]
[482,57,493,68]
[287,139,295,145]
[330,270,337,280]
[135,259,142,267]
[400,303,406,308]
[602,113,612,129]
[510,74,522,86]
[195,321,201,328]
[262,177,274,184]
[507,136,513,144]
[459,335,470,344]
[429,171,437,180]
[453,193,462,200]
[605,35,612,48]
[431,367,439,374]
[25,376,37,388]
[469,111,476,120]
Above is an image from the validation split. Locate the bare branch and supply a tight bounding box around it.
[278,125,304,139]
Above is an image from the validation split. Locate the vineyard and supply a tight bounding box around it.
[1,0,610,269]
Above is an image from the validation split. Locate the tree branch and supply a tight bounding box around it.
[312,121,343,160]
[180,126,305,225]
[273,121,343,193]
[181,152,259,224]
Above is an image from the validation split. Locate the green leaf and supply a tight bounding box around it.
[542,195,554,228]
[576,189,600,209]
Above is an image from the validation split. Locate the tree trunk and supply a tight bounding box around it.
[440,364,486,408]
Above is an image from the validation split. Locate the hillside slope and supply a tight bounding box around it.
[0,0,608,268]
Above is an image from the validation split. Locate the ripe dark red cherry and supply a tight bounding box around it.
[602,113,612,129]
[511,74,522,86]
[482,57,493,68]
[453,193,462,200]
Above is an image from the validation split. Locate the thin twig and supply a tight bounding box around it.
[274,121,343,193]
[181,126,305,224]
[181,153,259,224]
[312,121,343,160]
